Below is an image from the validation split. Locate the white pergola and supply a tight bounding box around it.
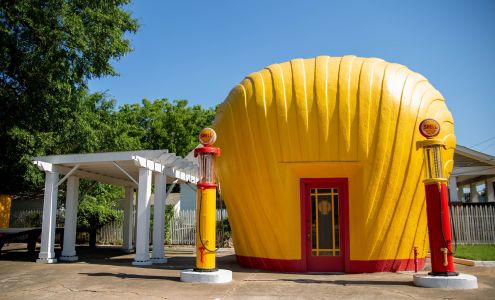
[32,150,198,265]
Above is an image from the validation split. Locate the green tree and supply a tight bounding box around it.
[0,0,138,194]
[77,182,123,247]
[119,98,216,157]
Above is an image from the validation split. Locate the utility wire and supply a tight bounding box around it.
[470,135,495,148]
[479,139,495,152]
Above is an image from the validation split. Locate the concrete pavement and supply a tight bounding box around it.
[1,244,494,299]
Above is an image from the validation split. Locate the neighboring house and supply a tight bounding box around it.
[449,145,495,203]
[179,183,197,211]
[149,192,181,216]
[165,193,181,215]
[179,145,199,211]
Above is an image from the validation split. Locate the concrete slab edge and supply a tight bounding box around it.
[473,260,495,267]
[454,257,495,267]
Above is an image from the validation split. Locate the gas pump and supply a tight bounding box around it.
[417,119,457,276]
[180,128,232,283]
[413,120,477,288]
[194,127,221,271]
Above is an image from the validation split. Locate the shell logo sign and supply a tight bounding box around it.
[213,55,455,273]
[419,119,441,138]
[198,127,217,146]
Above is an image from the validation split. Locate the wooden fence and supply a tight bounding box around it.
[450,205,495,244]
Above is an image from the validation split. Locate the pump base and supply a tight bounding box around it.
[193,268,218,272]
[180,269,232,283]
[428,271,458,277]
[413,273,477,289]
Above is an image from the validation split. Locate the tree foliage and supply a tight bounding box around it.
[0,0,138,194]
[0,1,217,237]
[119,98,216,157]
[77,183,123,247]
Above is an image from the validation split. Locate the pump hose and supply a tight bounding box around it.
[197,188,217,253]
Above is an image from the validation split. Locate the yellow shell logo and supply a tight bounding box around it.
[199,128,217,145]
[419,119,441,138]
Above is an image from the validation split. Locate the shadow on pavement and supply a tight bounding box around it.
[79,272,181,282]
[279,278,414,286]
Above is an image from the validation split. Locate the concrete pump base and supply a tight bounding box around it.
[413,273,478,289]
[180,269,232,283]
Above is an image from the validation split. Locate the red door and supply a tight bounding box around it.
[301,178,349,272]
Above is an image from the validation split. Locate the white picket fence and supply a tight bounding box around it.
[9,205,494,245]
[170,209,228,245]
[9,208,228,245]
[450,205,495,244]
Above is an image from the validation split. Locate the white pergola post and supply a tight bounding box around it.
[132,167,153,265]
[37,170,59,263]
[59,176,79,261]
[122,186,135,252]
[448,176,459,202]
[151,173,167,264]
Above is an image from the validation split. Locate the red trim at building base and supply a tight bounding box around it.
[237,255,305,272]
[347,258,426,273]
[236,255,426,273]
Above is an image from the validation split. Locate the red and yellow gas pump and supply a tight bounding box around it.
[194,128,221,271]
[417,119,457,276]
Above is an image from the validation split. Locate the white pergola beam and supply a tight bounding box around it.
[112,161,138,185]
[58,166,136,187]
[132,155,164,173]
[57,164,80,187]
[34,161,58,173]
[33,150,169,165]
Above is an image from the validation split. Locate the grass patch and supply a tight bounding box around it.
[454,244,495,261]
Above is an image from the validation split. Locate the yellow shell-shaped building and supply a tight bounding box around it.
[213,55,455,272]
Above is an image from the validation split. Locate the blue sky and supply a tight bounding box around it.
[88,0,495,156]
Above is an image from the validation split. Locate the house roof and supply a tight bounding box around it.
[452,145,495,182]
[33,150,198,187]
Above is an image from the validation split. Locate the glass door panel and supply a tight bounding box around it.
[311,188,340,257]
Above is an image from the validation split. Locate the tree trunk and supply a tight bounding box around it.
[89,229,97,248]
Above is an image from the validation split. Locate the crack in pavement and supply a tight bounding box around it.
[220,272,259,299]
[58,284,169,299]
[14,283,168,299]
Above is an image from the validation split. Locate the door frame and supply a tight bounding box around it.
[300,178,350,272]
